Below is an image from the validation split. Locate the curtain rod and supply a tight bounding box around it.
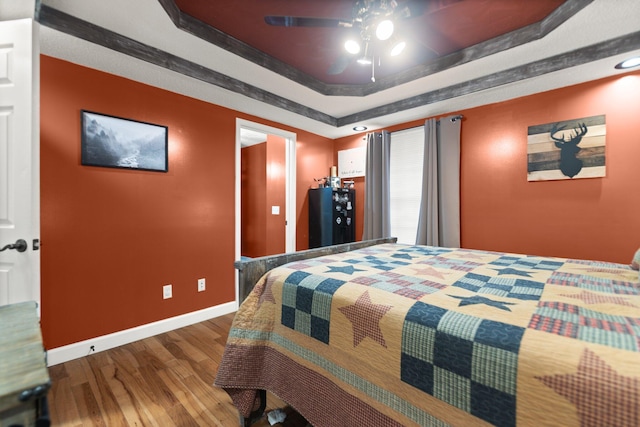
[391,114,465,132]
[366,114,465,138]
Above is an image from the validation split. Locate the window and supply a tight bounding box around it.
[389,127,424,244]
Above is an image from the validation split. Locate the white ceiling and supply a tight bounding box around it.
[38,0,640,140]
[240,128,268,148]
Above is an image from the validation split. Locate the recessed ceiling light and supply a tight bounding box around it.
[353,126,367,131]
[615,56,640,69]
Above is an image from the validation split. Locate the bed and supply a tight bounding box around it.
[214,239,640,426]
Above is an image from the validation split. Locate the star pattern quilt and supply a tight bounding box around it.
[214,244,640,426]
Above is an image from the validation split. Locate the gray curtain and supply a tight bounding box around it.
[363,131,391,240]
[415,116,461,247]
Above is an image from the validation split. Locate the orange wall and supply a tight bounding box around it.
[241,143,267,257]
[297,137,336,249]
[40,55,333,349]
[459,72,640,263]
[335,71,640,263]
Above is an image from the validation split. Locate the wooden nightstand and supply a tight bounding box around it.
[0,302,50,427]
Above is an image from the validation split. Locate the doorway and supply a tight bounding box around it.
[235,119,296,287]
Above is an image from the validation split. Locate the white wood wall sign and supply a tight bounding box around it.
[338,146,366,178]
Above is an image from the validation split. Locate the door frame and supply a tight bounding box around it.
[235,118,296,301]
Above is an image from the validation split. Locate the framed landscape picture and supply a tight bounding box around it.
[81,110,168,172]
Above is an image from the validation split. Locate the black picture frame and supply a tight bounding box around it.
[81,110,168,172]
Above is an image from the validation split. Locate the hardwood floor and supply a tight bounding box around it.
[47,312,288,426]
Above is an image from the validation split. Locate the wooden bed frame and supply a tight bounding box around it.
[232,237,397,426]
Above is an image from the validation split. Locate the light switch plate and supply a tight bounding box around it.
[163,284,172,299]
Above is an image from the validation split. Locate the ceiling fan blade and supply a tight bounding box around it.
[327,54,353,75]
[265,16,353,28]
[397,0,462,19]
[396,0,425,19]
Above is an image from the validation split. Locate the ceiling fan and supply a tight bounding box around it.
[264,0,425,77]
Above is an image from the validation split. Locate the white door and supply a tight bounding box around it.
[0,18,40,308]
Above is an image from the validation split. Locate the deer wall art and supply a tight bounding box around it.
[549,122,588,178]
[527,115,606,181]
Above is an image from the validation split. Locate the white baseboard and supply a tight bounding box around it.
[46,300,238,366]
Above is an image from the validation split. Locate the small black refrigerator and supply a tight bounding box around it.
[308,187,356,248]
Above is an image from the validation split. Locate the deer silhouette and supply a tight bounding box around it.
[550,122,588,178]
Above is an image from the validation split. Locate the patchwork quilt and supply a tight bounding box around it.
[214,244,640,426]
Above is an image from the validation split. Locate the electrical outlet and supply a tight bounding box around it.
[163,284,172,299]
[197,278,206,292]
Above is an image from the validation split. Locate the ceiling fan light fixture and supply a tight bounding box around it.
[390,39,406,56]
[375,19,394,40]
[344,39,361,55]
